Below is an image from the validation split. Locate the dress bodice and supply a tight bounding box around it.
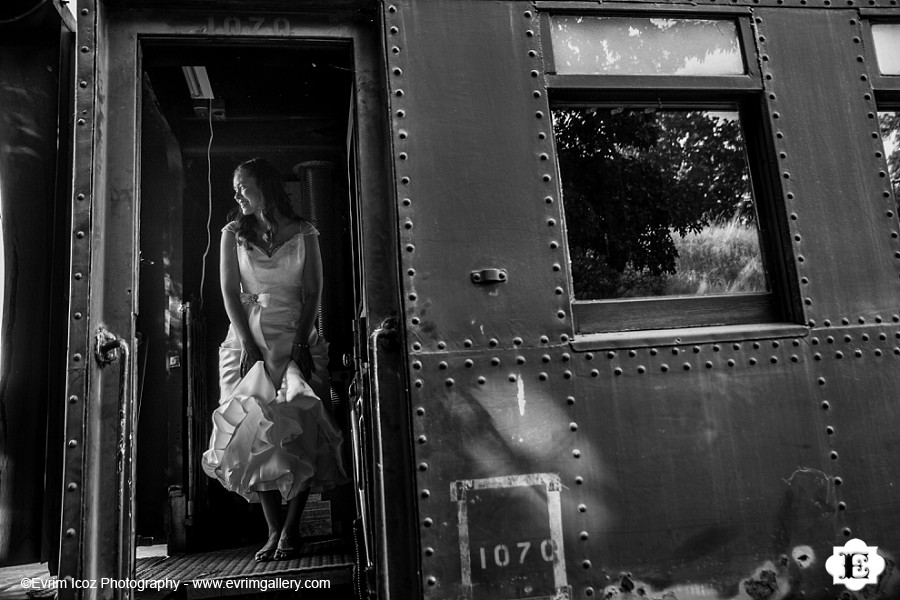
[226,220,318,303]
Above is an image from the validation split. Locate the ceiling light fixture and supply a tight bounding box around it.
[181,66,215,99]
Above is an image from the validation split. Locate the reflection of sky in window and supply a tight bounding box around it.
[552,16,744,76]
[872,24,900,75]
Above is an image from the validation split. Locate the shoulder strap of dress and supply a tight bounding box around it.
[222,221,239,234]
[301,220,320,236]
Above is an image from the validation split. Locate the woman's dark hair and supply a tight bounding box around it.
[229,157,303,247]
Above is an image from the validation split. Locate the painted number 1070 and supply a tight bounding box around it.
[206,16,292,36]
[478,539,556,569]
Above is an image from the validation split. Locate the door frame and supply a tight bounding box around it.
[62,2,413,596]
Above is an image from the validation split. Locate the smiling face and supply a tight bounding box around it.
[233,169,265,217]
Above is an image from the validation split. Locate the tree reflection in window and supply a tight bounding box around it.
[879,111,900,209]
[552,107,768,300]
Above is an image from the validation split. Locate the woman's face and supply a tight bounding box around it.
[233,170,265,217]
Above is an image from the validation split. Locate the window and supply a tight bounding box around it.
[879,111,900,208]
[871,24,900,76]
[543,14,790,334]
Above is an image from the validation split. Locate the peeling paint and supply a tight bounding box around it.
[743,569,777,600]
[516,376,526,416]
[791,545,814,569]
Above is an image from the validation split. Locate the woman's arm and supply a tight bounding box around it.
[220,230,262,372]
[291,232,323,381]
[295,232,323,344]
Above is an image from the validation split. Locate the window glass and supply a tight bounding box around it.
[549,17,745,76]
[880,111,900,208]
[872,24,900,75]
[552,107,767,300]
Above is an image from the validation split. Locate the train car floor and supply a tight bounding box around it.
[0,541,354,599]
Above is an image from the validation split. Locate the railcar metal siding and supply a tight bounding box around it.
[391,2,900,599]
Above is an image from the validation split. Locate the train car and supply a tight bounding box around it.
[2,0,900,598]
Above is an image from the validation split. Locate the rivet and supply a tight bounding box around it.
[411,317,420,325]
[530,70,539,77]
[586,587,595,596]
[390,26,399,34]
[418,435,427,444]
[392,46,400,54]
[638,365,646,374]
[400,175,409,184]
[393,68,403,76]
[535,111,544,119]
[801,277,809,284]
[538,132,546,140]
[529,51,538,58]
[67,482,77,491]
[733,343,741,350]
[542,174,552,183]
[586,353,593,360]
[591,369,599,377]
[80,7,88,15]
[489,338,499,348]
[819,377,827,386]
[575,476,583,484]
[416,407,425,416]
[477,376,486,384]
[508,373,518,382]
[789,212,797,220]
[705,361,713,369]
[524,10,533,17]
[607,351,616,359]
[74,312,83,320]
[821,400,830,409]
[66,528,76,538]
[791,355,799,362]
[388,4,397,11]
[613,367,622,376]
[824,320,832,327]
[578,503,587,512]
[582,560,592,569]
[76,231,85,239]
[80,46,90,53]
[533,90,542,98]
[438,361,448,370]
[539,372,547,381]
[437,340,446,349]
[567,396,576,405]
[399,130,408,139]
[414,379,423,388]
[672,347,680,355]
[843,528,852,537]
[773,112,780,119]
[562,352,571,362]
[68,395,78,403]
[427,576,437,586]
[628,350,637,357]
[838,501,847,511]
[425,546,434,556]
[397,109,406,118]
[749,358,757,365]
[875,349,883,356]
[399,152,408,161]
[406,244,414,252]
[834,477,843,486]
[814,353,822,360]
[842,317,850,325]
[572,449,581,458]
[464,339,473,348]
[580,531,589,540]
[408,292,417,300]
[541,335,549,343]
[550,241,559,249]
[548,219,556,227]
[73,353,82,362]
[831,451,839,460]
[526,30,535,37]
[418,462,428,471]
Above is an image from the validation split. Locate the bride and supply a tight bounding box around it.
[202,157,347,561]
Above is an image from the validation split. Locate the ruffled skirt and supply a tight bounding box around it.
[201,340,348,503]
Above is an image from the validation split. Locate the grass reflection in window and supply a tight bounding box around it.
[552,107,768,301]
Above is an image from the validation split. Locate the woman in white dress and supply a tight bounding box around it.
[202,158,347,561]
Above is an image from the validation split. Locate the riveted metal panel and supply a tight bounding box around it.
[755,9,900,324]
[803,324,900,549]
[387,0,572,354]
[566,336,837,597]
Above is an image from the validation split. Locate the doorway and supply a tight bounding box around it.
[136,40,358,558]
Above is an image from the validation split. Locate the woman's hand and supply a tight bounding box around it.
[291,343,314,382]
[240,343,264,377]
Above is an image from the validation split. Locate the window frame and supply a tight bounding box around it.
[862,17,900,89]
[541,9,800,335]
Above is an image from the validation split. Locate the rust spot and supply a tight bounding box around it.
[620,574,635,593]
[743,569,778,600]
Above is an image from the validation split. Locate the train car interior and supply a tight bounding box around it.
[135,39,360,584]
